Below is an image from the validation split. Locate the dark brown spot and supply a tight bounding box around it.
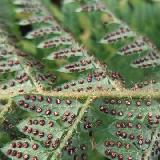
[36,107,42,113]
[39,120,45,126]
[16,142,22,148]
[47,134,53,139]
[7,149,12,155]
[32,144,39,150]
[10,142,16,148]
[47,97,52,103]
[16,152,22,158]
[56,98,61,104]
[45,109,52,115]
[32,156,38,160]
[11,150,17,156]
[48,121,54,127]
[23,154,30,160]
[38,132,45,138]
[23,142,29,148]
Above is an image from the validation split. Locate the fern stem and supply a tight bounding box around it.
[38,89,160,99]
[52,96,96,159]
[143,127,160,159]
[0,89,160,100]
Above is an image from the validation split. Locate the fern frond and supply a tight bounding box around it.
[100,25,137,44]
[45,45,85,60]
[37,34,73,49]
[2,139,50,160]
[25,25,62,40]
[55,69,117,92]
[131,49,160,68]
[18,15,54,26]
[76,2,106,12]
[0,0,159,160]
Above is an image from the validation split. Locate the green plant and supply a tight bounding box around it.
[0,0,160,160]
